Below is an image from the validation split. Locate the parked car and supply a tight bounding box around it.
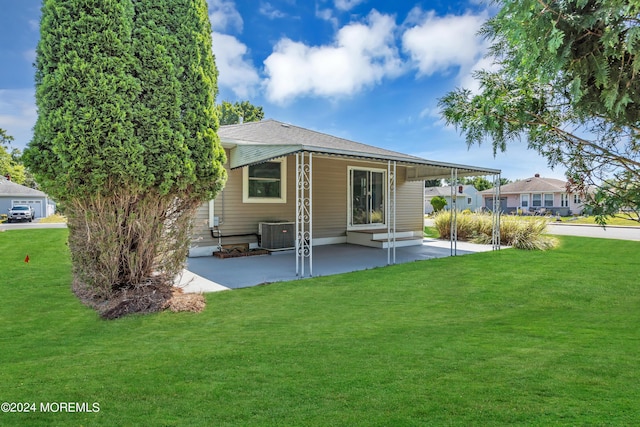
[7,205,35,223]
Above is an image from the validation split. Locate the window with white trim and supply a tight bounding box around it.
[574,194,582,204]
[560,193,569,207]
[544,193,554,207]
[521,194,529,208]
[243,158,287,203]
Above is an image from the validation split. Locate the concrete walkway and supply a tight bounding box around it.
[183,240,498,293]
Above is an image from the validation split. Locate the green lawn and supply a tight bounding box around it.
[1,229,640,426]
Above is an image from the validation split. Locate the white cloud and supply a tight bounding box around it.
[208,0,243,33]
[211,33,260,98]
[402,9,488,80]
[0,89,37,150]
[263,10,403,104]
[335,0,366,11]
[259,2,286,19]
[315,6,338,28]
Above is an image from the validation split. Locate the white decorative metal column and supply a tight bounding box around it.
[492,173,501,250]
[296,152,313,277]
[450,168,458,256]
[386,160,397,265]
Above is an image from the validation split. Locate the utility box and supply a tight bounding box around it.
[259,221,295,250]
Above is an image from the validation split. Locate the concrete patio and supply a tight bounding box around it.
[180,239,500,293]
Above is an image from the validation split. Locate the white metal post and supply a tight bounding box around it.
[296,152,313,277]
[492,173,501,250]
[450,169,458,256]
[296,153,300,276]
[387,161,397,265]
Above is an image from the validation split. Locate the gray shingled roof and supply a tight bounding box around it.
[0,176,47,197]
[480,176,567,194]
[217,119,500,179]
[425,185,473,198]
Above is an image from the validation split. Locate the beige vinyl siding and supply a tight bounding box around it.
[395,169,424,232]
[311,156,348,238]
[191,153,425,248]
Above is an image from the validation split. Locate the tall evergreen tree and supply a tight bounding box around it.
[24,0,226,310]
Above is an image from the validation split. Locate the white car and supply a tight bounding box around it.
[7,205,35,223]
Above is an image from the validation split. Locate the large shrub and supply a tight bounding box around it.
[24,0,226,310]
[433,211,557,250]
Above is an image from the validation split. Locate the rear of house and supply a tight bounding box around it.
[190,120,500,259]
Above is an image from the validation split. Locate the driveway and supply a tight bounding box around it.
[0,220,67,231]
[545,222,640,241]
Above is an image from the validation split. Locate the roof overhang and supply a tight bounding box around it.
[221,137,500,179]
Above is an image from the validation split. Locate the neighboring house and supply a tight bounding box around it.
[424,185,482,214]
[0,176,56,219]
[480,174,585,215]
[189,120,499,272]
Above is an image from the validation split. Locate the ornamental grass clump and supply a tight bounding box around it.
[433,211,557,250]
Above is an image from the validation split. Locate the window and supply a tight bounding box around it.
[520,194,529,208]
[561,193,569,207]
[532,194,542,207]
[574,194,582,204]
[243,158,287,203]
[467,197,472,205]
[544,193,554,207]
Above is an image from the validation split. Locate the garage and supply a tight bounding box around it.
[1,176,55,220]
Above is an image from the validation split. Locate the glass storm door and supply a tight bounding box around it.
[350,169,385,227]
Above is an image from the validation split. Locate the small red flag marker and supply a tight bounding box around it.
[24,255,30,263]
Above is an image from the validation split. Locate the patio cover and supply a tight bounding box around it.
[219,119,500,178]
[216,119,502,277]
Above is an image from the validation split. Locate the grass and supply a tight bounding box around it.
[2,229,640,425]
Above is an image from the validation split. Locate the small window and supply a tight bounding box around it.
[544,193,554,207]
[521,194,529,208]
[243,158,287,203]
[574,194,582,204]
[560,194,569,207]
[467,197,472,205]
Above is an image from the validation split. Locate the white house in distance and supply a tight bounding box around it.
[424,185,483,214]
[0,175,56,219]
[480,174,585,215]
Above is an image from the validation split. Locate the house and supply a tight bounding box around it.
[0,176,55,219]
[480,174,585,215]
[424,185,482,214]
[189,120,500,275]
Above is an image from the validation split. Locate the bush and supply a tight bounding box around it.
[433,211,557,250]
[431,196,447,212]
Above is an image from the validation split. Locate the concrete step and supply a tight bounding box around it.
[346,229,423,248]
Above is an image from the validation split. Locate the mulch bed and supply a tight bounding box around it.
[73,278,206,320]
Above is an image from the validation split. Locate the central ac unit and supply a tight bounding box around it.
[259,221,295,250]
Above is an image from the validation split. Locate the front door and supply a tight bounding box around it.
[349,168,385,227]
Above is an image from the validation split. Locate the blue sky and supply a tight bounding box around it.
[0,0,566,181]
